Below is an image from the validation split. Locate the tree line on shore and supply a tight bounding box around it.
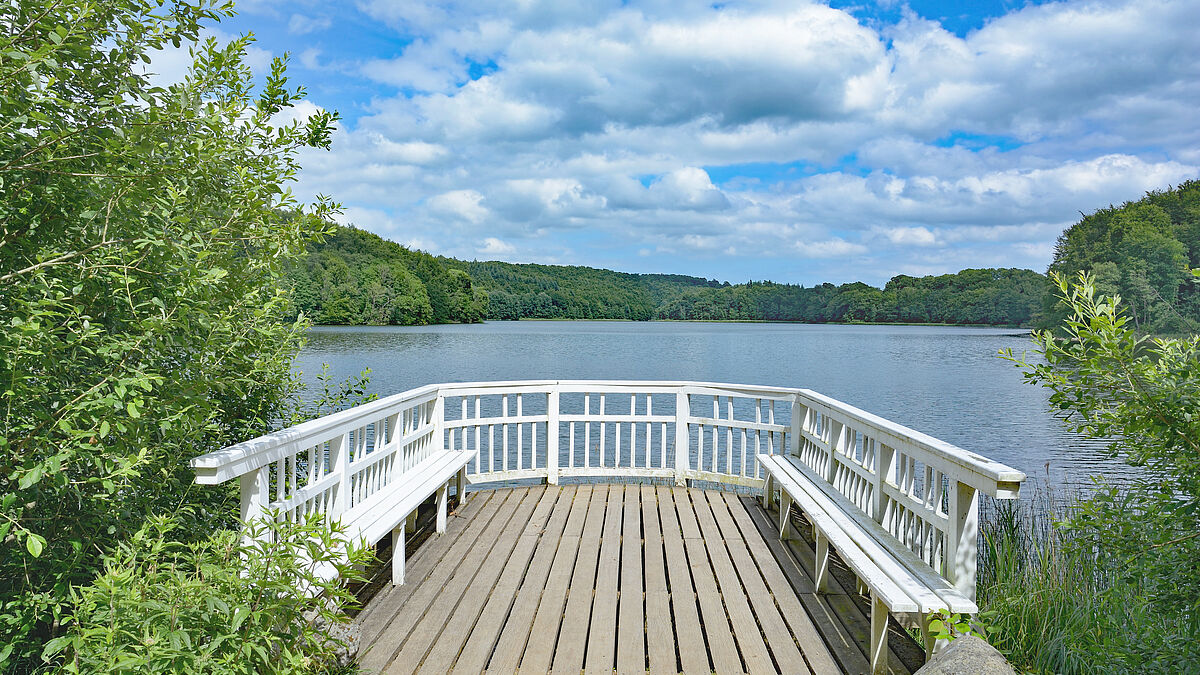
[288,228,1048,327]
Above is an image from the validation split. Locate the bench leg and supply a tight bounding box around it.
[920,613,936,660]
[778,492,793,541]
[406,510,418,534]
[456,466,468,506]
[436,482,449,533]
[870,592,888,675]
[814,530,831,593]
[762,473,775,511]
[392,524,406,585]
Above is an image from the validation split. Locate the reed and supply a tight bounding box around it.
[977,486,1185,674]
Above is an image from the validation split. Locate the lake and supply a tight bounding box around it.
[296,321,1124,491]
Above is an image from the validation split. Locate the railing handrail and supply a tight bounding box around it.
[191,379,1025,491]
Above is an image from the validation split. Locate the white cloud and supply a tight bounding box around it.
[276,0,1200,284]
[288,14,331,35]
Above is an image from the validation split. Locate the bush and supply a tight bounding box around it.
[43,514,373,674]
[991,271,1200,673]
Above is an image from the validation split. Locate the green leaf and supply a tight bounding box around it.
[231,606,250,631]
[26,533,45,557]
[99,420,110,438]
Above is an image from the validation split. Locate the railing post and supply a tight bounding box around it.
[546,386,560,485]
[946,480,979,600]
[239,466,269,547]
[329,432,349,519]
[674,390,690,486]
[825,419,845,484]
[872,443,895,524]
[788,395,802,459]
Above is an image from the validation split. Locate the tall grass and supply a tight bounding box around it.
[976,487,1195,675]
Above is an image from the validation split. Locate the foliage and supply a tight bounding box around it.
[0,0,339,668]
[992,272,1200,672]
[42,514,373,674]
[287,226,485,325]
[925,610,988,642]
[295,227,1047,326]
[1048,180,1200,331]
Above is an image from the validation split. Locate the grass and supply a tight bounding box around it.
[976,487,1199,674]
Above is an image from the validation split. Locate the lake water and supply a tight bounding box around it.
[296,321,1126,491]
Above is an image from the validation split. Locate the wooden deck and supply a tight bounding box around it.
[356,484,924,674]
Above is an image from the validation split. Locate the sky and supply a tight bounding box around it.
[196,0,1200,286]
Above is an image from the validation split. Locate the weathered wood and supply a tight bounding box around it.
[414,486,561,675]
[701,490,810,674]
[640,485,676,674]
[584,484,624,674]
[448,486,574,675]
[656,486,709,674]
[674,488,742,674]
[357,489,501,649]
[691,489,776,675]
[484,484,591,673]
[550,484,608,674]
[720,493,840,674]
[616,484,646,674]
[376,487,535,673]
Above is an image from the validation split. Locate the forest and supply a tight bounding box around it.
[289,227,1048,326]
[1047,179,1200,332]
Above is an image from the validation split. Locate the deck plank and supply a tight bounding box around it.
[641,485,676,675]
[691,489,776,675]
[549,484,609,674]
[719,493,840,675]
[382,487,537,674]
[355,484,925,675]
[675,487,744,675]
[414,486,562,675]
[449,486,575,675]
[657,486,710,675]
[359,489,514,669]
[616,484,646,674]
[700,490,811,675]
[358,489,497,646]
[486,484,591,674]
[584,484,624,674]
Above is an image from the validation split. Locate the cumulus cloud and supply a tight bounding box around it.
[273,0,1200,284]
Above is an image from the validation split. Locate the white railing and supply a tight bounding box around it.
[190,380,1025,591]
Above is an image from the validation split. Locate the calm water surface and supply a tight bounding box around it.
[296,321,1124,490]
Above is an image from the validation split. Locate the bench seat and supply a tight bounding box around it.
[348,447,477,585]
[758,453,974,674]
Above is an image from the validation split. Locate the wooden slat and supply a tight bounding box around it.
[719,492,840,674]
[616,484,646,674]
[701,490,811,674]
[550,484,609,674]
[357,489,496,641]
[691,489,775,675]
[487,485,591,673]
[449,486,575,674]
[584,484,624,673]
[657,486,709,675]
[359,489,510,661]
[382,488,537,673]
[640,485,675,674]
[415,486,562,675]
[675,487,743,674]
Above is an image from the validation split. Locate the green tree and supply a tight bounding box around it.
[1002,272,1200,670]
[0,1,338,667]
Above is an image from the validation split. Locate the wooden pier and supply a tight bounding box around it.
[355,484,925,674]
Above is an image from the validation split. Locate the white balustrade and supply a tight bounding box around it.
[190,380,1024,597]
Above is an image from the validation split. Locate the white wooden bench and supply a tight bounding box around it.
[760,453,976,674]
[353,448,476,585]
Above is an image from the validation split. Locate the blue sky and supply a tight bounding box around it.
[192,0,1200,285]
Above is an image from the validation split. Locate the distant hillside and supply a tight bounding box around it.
[287,225,1047,327]
[1048,180,1200,331]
